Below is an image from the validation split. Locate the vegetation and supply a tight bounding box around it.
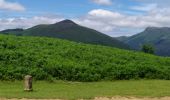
[0,20,129,49]
[0,34,170,81]
[118,27,170,56]
[0,80,170,99]
[142,44,155,54]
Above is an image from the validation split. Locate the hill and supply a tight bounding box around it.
[118,27,170,56]
[0,34,170,81]
[0,19,129,49]
[116,36,129,41]
[0,28,24,33]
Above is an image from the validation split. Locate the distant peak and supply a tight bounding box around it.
[145,27,170,31]
[1,28,24,33]
[56,19,77,25]
[62,19,75,23]
[145,27,157,31]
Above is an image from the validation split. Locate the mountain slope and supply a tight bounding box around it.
[119,27,170,56]
[116,36,129,41]
[0,19,129,49]
[0,28,24,36]
[0,34,170,81]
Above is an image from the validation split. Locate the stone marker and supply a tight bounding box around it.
[24,75,33,91]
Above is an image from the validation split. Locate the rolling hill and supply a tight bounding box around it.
[117,27,170,56]
[0,19,129,49]
[0,34,170,81]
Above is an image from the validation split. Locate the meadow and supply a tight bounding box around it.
[0,80,170,99]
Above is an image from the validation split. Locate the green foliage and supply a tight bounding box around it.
[142,44,155,54]
[0,34,170,81]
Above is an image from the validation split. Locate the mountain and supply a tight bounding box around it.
[0,28,24,35]
[0,34,170,81]
[116,36,129,41]
[118,27,170,56]
[0,19,129,49]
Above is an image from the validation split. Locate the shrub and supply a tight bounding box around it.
[0,34,169,81]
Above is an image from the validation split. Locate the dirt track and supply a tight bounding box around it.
[1,97,170,100]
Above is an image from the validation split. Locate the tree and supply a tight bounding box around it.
[141,44,155,54]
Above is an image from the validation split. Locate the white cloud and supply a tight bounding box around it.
[133,0,170,7]
[131,4,157,11]
[74,8,170,36]
[0,16,64,30]
[0,0,25,11]
[88,9,123,18]
[91,0,112,6]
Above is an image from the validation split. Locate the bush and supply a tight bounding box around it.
[141,44,155,54]
[0,35,169,81]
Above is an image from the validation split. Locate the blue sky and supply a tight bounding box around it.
[1,0,141,17]
[0,0,170,36]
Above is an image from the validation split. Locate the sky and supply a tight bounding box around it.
[0,0,170,37]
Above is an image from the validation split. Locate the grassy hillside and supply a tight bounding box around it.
[0,20,129,49]
[0,34,170,81]
[119,27,170,56]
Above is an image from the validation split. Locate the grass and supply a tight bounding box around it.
[0,80,170,100]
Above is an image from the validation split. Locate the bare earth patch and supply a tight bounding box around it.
[1,97,170,100]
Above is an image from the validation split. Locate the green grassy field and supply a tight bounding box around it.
[0,80,170,99]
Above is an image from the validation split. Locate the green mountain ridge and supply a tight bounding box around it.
[0,19,129,49]
[0,28,24,33]
[117,27,170,56]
